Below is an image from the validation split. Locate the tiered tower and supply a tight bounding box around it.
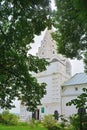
[20,29,71,121]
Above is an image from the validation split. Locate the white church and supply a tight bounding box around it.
[20,29,87,121]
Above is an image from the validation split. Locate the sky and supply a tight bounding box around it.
[51,0,56,10]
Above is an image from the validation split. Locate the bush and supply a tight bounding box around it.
[0,110,19,125]
[65,125,74,130]
[29,119,40,128]
[60,121,66,129]
[50,125,61,130]
[82,114,87,130]
[69,113,87,130]
[69,114,80,130]
[42,115,61,130]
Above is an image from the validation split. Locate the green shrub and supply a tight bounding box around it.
[65,125,74,130]
[69,114,87,130]
[42,115,61,130]
[60,121,66,129]
[50,124,61,130]
[0,110,19,125]
[29,119,40,128]
[82,114,87,130]
[69,114,80,130]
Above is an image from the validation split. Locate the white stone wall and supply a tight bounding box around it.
[20,104,32,122]
[36,62,62,116]
[61,84,87,117]
[32,59,71,118]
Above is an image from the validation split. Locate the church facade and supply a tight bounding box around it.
[20,29,71,121]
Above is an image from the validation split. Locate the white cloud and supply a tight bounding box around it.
[70,59,84,76]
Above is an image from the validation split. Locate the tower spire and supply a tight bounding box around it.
[36,29,58,59]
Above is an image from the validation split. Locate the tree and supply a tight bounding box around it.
[52,0,87,72]
[0,0,51,110]
[73,0,87,24]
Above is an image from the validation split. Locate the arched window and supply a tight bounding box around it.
[53,50,55,54]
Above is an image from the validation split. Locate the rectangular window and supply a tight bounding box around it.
[41,107,44,113]
[75,87,78,91]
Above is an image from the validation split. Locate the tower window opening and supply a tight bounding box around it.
[75,87,78,91]
[53,50,55,54]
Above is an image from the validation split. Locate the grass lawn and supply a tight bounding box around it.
[0,125,47,130]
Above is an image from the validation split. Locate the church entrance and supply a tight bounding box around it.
[32,109,39,120]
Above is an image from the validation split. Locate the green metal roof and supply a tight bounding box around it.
[62,73,87,86]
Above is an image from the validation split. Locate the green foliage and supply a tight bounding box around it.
[69,114,87,130]
[59,121,66,129]
[73,0,87,24]
[49,125,61,130]
[53,0,87,72]
[69,114,80,130]
[42,115,61,130]
[82,114,87,130]
[29,119,40,128]
[0,110,19,125]
[0,0,52,110]
[84,51,87,73]
[65,125,75,130]
[18,121,29,126]
[53,0,87,59]
[0,124,47,130]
